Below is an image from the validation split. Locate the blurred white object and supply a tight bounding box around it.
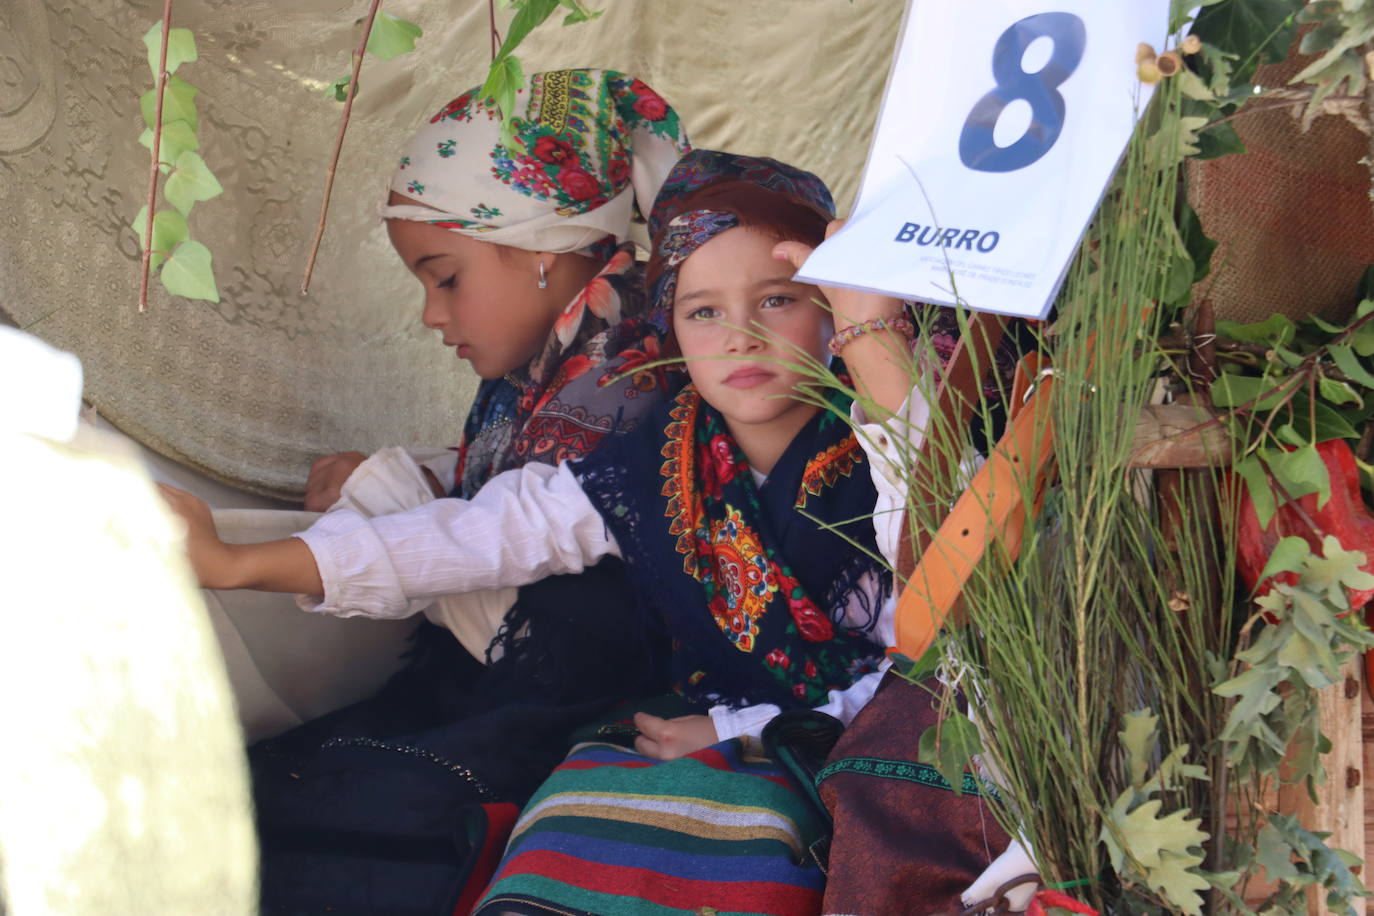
[0,329,256,915]
[0,325,82,442]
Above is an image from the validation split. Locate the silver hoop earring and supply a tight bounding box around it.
[537,262,549,290]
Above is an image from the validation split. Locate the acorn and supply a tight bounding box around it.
[1180,34,1202,55]
[1135,42,1157,64]
[1137,59,1162,84]
[1155,50,1183,77]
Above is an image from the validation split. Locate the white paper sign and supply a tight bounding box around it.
[796,1,1172,319]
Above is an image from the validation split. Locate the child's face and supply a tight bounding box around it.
[386,193,553,380]
[672,225,831,430]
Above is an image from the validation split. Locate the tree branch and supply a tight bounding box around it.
[300,0,383,294]
[138,0,175,313]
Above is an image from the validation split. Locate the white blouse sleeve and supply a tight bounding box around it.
[294,461,620,620]
[707,660,892,741]
[849,389,931,568]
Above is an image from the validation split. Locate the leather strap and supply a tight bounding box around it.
[896,312,1009,581]
[894,357,1058,660]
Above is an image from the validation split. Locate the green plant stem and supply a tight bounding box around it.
[301,0,383,294]
[138,0,174,314]
[488,0,499,59]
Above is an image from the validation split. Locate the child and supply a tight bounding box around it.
[168,68,692,916]
[166,149,1009,914]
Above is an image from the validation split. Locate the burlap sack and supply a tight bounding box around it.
[1187,46,1374,324]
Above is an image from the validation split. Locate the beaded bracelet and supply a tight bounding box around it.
[828,313,916,357]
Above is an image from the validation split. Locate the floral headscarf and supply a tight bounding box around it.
[383,69,690,254]
[645,149,835,315]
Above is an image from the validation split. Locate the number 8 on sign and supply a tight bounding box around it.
[958,12,1086,173]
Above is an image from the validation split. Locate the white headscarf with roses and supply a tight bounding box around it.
[382,68,690,255]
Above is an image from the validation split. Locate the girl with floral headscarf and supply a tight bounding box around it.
[163,68,690,915]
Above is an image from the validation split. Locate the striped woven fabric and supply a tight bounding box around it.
[474,739,827,916]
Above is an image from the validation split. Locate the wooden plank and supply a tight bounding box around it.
[1127,402,1231,468]
[1279,659,1366,915]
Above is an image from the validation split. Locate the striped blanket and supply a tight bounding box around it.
[474,738,827,916]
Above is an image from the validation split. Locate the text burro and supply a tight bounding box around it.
[893,223,1000,253]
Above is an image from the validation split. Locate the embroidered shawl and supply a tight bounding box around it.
[573,386,888,710]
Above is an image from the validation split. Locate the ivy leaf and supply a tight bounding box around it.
[131,206,189,272]
[1193,121,1246,159]
[1177,201,1217,283]
[159,240,219,302]
[1210,372,1289,410]
[917,713,981,796]
[1318,376,1362,408]
[138,120,199,166]
[1164,254,1196,307]
[557,0,602,25]
[1191,0,1300,83]
[1235,454,1277,528]
[481,54,526,148]
[327,73,357,102]
[1329,343,1374,389]
[365,12,422,60]
[1217,313,1296,347]
[1258,536,1312,586]
[143,23,198,78]
[1269,444,1331,508]
[1291,392,1360,442]
[163,151,223,216]
[491,0,559,63]
[140,75,199,131]
[1354,323,1374,358]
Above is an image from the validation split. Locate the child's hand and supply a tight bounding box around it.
[772,219,906,329]
[158,483,239,590]
[304,451,368,511]
[633,712,719,760]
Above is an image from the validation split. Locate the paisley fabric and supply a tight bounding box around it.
[382,69,690,255]
[450,245,674,499]
[645,149,836,324]
[573,385,888,711]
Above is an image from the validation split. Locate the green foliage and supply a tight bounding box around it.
[328,12,422,101]
[1215,538,1374,781]
[132,20,219,304]
[138,120,199,167]
[1209,304,1374,515]
[365,12,423,60]
[160,241,220,303]
[481,0,602,145]
[917,709,981,796]
[140,75,199,130]
[1101,712,1211,915]
[1191,0,1301,83]
[130,206,188,272]
[1257,815,1368,913]
[143,24,198,78]
[1293,1,1374,115]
